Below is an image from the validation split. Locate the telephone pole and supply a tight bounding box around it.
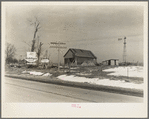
[49,41,66,71]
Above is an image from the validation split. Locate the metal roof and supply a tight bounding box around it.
[64,48,97,59]
[102,59,119,62]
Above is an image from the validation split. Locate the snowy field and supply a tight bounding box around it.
[21,66,144,90]
[103,66,143,78]
[58,75,144,90]
[22,70,52,76]
[57,66,144,90]
[76,73,92,76]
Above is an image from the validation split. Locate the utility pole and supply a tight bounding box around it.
[49,41,66,71]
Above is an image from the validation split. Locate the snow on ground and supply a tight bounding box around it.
[22,71,52,76]
[103,66,143,78]
[22,70,30,74]
[76,73,92,76]
[42,73,52,76]
[29,71,43,76]
[70,67,79,69]
[64,70,77,73]
[57,75,144,90]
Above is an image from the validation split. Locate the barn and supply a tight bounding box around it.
[102,59,119,66]
[63,48,97,66]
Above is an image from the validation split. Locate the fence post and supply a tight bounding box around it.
[127,67,129,78]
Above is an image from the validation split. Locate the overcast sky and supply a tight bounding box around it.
[4,2,145,63]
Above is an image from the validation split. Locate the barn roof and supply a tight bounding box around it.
[64,48,97,59]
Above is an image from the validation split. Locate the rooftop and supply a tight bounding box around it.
[64,48,97,59]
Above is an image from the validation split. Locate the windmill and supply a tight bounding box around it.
[118,36,127,63]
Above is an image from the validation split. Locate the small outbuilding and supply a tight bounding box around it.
[102,59,119,66]
[63,48,97,66]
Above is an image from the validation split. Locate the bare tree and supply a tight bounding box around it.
[27,17,44,66]
[5,43,16,64]
[28,17,41,52]
[37,42,43,65]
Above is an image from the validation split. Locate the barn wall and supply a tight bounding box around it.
[64,58,75,64]
[64,50,74,58]
[111,60,115,65]
[116,60,119,65]
[64,58,69,65]
[102,60,119,66]
[77,57,93,65]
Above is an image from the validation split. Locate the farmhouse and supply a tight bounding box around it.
[64,48,97,66]
[102,59,119,66]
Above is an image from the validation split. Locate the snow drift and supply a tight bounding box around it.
[103,66,143,78]
[57,75,144,90]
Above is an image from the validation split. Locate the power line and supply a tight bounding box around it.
[55,34,142,43]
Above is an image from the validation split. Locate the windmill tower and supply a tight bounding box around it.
[123,36,127,63]
[118,36,127,63]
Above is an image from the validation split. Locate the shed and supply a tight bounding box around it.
[102,59,119,66]
[63,48,97,66]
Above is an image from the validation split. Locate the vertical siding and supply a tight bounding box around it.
[111,60,115,65]
[64,50,74,58]
[116,60,119,65]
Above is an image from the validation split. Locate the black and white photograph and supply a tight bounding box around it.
[1,1,148,118]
